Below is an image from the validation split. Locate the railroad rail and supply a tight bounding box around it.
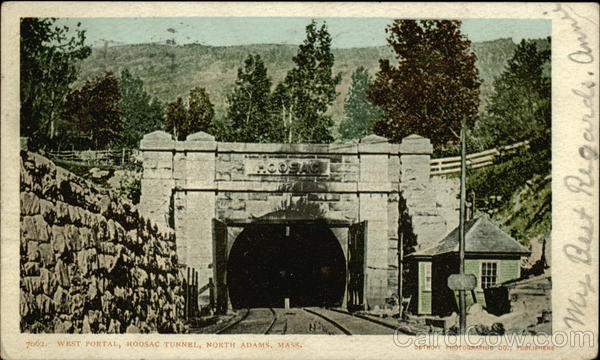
[215,308,250,334]
[216,308,279,335]
[302,307,399,335]
[265,308,288,334]
[264,308,279,334]
[302,308,352,335]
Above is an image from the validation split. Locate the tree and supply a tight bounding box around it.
[210,113,235,142]
[338,67,383,141]
[165,87,215,140]
[187,86,215,137]
[20,18,91,150]
[475,38,551,149]
[367,20,481,147]
[467,38,551,218]
[226,54,282,142]
[164,97,187,141]
[271,20,342,143]
[117,69,164,148]
[62,72,122,150]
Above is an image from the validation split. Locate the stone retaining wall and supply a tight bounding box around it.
[20,151,185,333]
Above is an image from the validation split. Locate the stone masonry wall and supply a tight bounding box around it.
[431,176,460,238]
[20,151,185,333]
[214,150,360,222]
[140,131,449,309]
[399,135,448,252]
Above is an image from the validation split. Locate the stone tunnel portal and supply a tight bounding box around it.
[139,131,448,311]
[227,224,347,309]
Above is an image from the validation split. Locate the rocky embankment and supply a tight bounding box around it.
[20,151,185,333]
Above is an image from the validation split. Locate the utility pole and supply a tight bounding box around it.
[458,118,467,334]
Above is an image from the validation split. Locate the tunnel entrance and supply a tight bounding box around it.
[227,224,346,309]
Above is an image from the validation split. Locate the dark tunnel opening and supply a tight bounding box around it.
[227,224,346,309]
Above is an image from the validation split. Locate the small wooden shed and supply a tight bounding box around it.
[404,216,530,316]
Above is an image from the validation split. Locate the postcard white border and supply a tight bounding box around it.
[2,2,599,360]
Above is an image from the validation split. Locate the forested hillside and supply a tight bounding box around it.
[74,38,518,122]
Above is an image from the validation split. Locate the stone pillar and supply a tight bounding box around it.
[399,134,432,183]
[399,134,447,251]
[139,131,175,228]
[358,135,391,308]
[178,132,217,305]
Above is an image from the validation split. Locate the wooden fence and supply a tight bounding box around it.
[430,141,529,176]
[46,149,138,167]
[46,141,528,176]
[182,267,214,320]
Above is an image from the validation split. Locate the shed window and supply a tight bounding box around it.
[480,262,498,289]
[424,262,432,291]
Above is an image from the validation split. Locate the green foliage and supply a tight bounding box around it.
[469,38,551,210]
[52,158,102,179]
[210,111,235,142]
[188,87,216,136]
[61,72,122,150]
[468,148,550,212]
[114,171,142,204]
[475,38,551,149]
[338,67,382,141]
[164,87,216,140]
[271,20,342,143]
[75,40,517,136]
[20,17,91,150]
[368,20,481,147]
[465,38,551,246]
[164,97,187,140]
[468,159,550,248]
[52,160,142,204]
[496,174,551,246]
[225,54,283,142]
[116,69,164,148]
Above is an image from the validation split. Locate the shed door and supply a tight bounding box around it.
[347,221,368,310]
[212,219,228,314]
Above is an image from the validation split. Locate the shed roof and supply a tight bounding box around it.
[408,216,530,257]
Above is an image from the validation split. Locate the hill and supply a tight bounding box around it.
[74,38,518,124]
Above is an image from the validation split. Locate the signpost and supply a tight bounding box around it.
[448,274,477,291]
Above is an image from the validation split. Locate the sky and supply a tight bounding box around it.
[54,17,551,49]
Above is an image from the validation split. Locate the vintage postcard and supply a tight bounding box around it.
[1,2,598,359]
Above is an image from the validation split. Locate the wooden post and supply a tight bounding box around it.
[190,269,195,318]
[193,269,198,318]
[186,267,190,320]
[398,232,403,318]
[183,276,187,320]
[209,277,215,312]
[458,119,467,335]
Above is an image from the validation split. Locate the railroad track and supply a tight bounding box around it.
[266,308,288,334]
[302,307,399,335]
[217,308,284,334]
[215,308,250,334]
[216,307,401,335]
